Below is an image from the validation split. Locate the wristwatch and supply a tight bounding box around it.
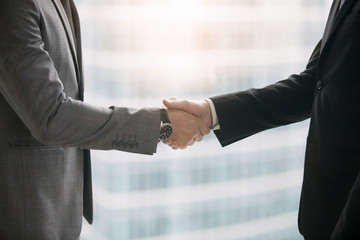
[158,109,173,141]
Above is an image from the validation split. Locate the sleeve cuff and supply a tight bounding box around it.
[205,98,220,130]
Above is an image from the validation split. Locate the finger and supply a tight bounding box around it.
[199,122,211,136]
[187,138,195,146]
[179,145,188,150]
[176,139,189,149]
[171,139,179,146]
[167,142,179,150]
[172,145,180,150]
[169,140,180,149]
[194,134,203,142]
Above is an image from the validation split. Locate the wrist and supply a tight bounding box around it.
[201,100,212,127]
[158,109,173,141]
[205,99,218,128]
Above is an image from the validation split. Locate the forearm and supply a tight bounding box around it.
[211,76,314,145]
[0,58,160,153]
[33,98,161,154]
[211,40,321,146]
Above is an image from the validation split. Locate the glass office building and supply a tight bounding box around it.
[76,0,331,239]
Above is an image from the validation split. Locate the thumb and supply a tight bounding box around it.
[163,99,188,112]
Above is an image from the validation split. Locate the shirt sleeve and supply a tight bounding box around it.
[206,98,221,130]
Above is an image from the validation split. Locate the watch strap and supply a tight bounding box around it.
[160,109,171,124]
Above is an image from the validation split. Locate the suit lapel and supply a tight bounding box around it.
[321,0,341,51]
[69,0,85,100]
[332,0,357,25]
[52,0,91,223]
[321,0,356,52]
[51,0,81,89]
[329,0,356,35]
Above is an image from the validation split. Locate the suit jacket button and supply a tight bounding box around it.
[317,80,323,90]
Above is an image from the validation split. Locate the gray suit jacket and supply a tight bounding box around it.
[0,0,161,239]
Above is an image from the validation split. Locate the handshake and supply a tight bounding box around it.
[161,98,215,150]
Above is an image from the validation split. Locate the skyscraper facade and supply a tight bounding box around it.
[76,0,331,239]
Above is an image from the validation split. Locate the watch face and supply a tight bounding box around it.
[159,124,173,140]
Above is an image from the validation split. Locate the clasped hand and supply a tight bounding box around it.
[162,98,213,149]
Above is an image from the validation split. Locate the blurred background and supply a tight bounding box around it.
[76,0,331,239]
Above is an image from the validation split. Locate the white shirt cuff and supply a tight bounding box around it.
[205,99,220,130]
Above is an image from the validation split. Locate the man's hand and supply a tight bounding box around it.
[166,108,210,149]
[163,98,213,128]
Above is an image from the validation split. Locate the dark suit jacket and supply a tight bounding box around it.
[211,0,360,239]
[0,0,160,239]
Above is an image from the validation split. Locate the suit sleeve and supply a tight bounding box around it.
[0,0,160,155]
[331,172,360,239]
[210,40,321,147]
